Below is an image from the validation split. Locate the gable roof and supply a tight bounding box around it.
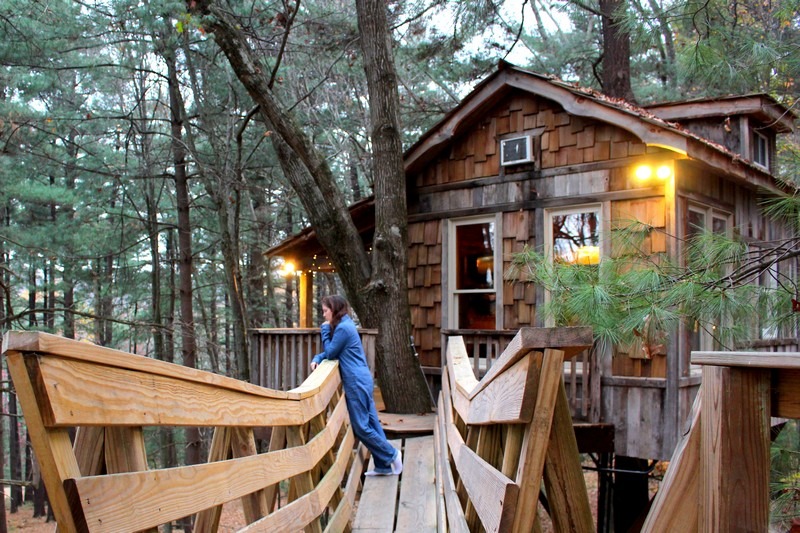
[268,63,796,263]
[403,62,792,192]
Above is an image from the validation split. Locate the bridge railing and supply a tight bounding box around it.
[250,328,377,390]
[2,331,366,533]
[643,349,800,532]
[436,327,596,532]
[441,329,596,420]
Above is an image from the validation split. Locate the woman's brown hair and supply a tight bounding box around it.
[321,294,350,331]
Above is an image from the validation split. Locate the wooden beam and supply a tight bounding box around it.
[5,351,80,533]
[692,350,800,369]
[641,389,702,532]
[194,427,232,533]
[512,348,564,533]
[700,366,770,532]
[3,331,294,399]
[239,429,355,532]
[774,368,800,418]
[468,327,592,400]
[542,379,594,533]
[298,270,313,328]
[63,393,349,533]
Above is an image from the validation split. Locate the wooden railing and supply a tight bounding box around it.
[643,349,800,532]
[441,329,596,419]
[2,331,368,533]
[250,328,377,390]
[436,327,596,532]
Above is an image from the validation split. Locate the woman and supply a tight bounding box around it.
[310,295,402,476]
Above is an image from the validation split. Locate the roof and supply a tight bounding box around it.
[268,63,797,263]
[644,94,797,133]
[403,62,793,187]
[266,196,375,268]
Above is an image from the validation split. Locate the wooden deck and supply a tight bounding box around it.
[353,436,437,532]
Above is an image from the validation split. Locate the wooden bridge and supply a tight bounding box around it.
[3,328,798,532]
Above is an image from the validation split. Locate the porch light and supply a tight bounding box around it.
[280,261,296,277]
[634,164,673,182]
[575,245,600,265]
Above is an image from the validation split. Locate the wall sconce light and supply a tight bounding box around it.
[634,164,673,183]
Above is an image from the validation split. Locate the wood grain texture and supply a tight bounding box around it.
[73,427,105,477]
[443,386,519,532]
[692,350,800,369]
[396,436,437,532]
[700,366,770,532]
[465,353,537,425]
[230,428,269,524]
[64,392,349,533]
[641,389,702,533]
[468,327,592,400]
[542,380,593,533]
[352,439,401,532]
[194,427,233,533]
[33,356,338,427]
[6,351,80,532]
[773,368,800,418]
[239,428,356,532]
[512,348,564,533]
[3,331,295,399]
[435,398,469,533]
[325,444,368,533]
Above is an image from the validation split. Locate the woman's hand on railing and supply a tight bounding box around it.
[310,361,318,371]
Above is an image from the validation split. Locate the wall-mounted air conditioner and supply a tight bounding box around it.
[500,135,533,166]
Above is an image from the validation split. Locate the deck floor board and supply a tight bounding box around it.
[353,437,438,533]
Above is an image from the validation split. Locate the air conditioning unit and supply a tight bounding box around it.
[500,135,533,166]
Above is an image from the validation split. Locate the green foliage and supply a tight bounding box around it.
[507,201,800,350]
[771,421,800,529]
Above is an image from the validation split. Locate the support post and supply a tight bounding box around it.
[298,270,313,328]
[700,365,770,532]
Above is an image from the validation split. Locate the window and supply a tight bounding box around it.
[751,130,769,169]
[546,205,602,265]
[544,205,603,326]
[756,250,778,340]
[686,204,732,353]
[448,217,499,329]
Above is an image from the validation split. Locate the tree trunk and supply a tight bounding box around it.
[8,391,20,513]
[189,0,432,413]
[354,0,432,413]
[166,46,201,476]
[162,228,178,469]
[600,0,637,102]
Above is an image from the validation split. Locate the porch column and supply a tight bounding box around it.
[298,270,313,327]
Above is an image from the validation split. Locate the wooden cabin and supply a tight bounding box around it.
[265,62,798,462]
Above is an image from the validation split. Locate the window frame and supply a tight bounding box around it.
[543,203,604,327]
[686,202,733,353]
[446,214,502,330]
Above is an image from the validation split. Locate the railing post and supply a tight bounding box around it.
[700,365,770,532]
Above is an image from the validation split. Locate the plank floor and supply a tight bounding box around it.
[352,436,437,533]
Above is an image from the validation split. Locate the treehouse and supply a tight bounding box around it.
[262,62,798,463]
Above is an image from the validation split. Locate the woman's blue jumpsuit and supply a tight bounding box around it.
[312,315,398,473]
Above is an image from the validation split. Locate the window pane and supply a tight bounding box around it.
[552,211,599,264]
[687,209,705,238]
[456,222,495,290]
[457,293,496,329]
[712,216,727,235]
